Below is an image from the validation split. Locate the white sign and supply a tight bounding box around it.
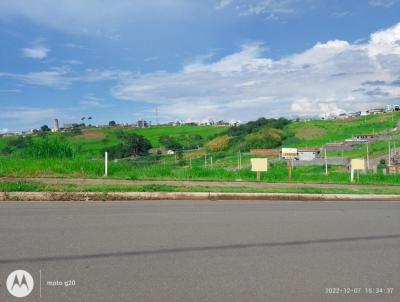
[251,158,268,172]
[282,148,297,159]
[350,158,366,182]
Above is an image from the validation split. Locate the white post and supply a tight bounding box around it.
[210,156,213,168]
[388,141,391,167]
[324,148,328,175]
[204,153,207,167]
[104,151,108,177]
[239,151,242,169]
[190,158,192,168]
[350,168,354,182]
[366,143,370,170]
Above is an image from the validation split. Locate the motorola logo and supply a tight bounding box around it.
[6,270,34,298]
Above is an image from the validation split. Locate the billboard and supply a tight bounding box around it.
[351,159,365,170]
[251,158,268,172]
[281,148,297,159]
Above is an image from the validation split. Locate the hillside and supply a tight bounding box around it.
[283,112,400,147]
[0,125,228,159]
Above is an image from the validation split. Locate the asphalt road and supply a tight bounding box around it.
[0,200,399,302]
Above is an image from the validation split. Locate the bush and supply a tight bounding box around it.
[23,137,75,159]
[206,135,232,152]
[241,127,284,150]
[105,133,151,159]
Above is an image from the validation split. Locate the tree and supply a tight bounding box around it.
[106,133,151,159]
[40,125,51,132]
[81,117,86,126]
[88,116,92,126]
[159,135,183,151]
[109,121,117,127]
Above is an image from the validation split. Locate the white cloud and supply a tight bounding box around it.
[0,107,60,128]
[0,128,9,134]
[0,68,132,89]
[216,0,300,17]
[216,0,233,10]
[368,0,397,7]
[112,22,400,120]
[22,46,50,59]
[0,1,194,36]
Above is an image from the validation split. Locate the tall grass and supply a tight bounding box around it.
[23,137,75,159]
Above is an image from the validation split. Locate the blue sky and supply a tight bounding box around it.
[0,0,400,131]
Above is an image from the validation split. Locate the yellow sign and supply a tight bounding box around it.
[282,148,297,158]
[251,158,268,172]
[351,158,365,170]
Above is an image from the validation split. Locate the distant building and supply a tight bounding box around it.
[366,108,384,115]
[63,123,74,129]
[297,148,321,161]
[52,118,60,132]
[137,119,148,128]
[250,149,279,156]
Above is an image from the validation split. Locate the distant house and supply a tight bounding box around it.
[250,149,279,156]
[366,108,384,115]
[297,148,321,161]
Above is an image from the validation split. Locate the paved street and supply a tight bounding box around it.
[0,200,399,302]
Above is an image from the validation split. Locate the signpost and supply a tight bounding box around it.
[281,148,297,182]
[281,148,298,159]
[251,158,268,181]
[350,158,365,182]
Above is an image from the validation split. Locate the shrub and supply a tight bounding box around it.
[206,135,232,152]
[241,127,284,150]
[23,137,75,159]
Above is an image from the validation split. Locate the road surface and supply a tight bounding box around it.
[0,200,399,302]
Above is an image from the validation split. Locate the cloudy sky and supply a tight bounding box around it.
[0,0,400,131]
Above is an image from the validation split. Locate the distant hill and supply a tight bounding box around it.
[283,112,400,147]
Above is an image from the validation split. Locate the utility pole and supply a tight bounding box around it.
[388,141,391,167]
[324,148,328,175]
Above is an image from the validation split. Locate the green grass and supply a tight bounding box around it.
[1,181,400,195]
[284,112,400,147]
[2,156,400,185]
[73,125,226,157]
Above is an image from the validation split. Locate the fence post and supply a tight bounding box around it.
[104,152,108,177]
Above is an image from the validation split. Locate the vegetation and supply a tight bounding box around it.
[206,135,232,152]
[106,133,151,159]
[2,181,400,195]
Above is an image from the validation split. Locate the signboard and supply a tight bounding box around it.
[351,159,365,170]
[281,148,297,159]
[350,158,365,182]
[251,158,268,172]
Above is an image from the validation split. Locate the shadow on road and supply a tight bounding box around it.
[1,234,399,264]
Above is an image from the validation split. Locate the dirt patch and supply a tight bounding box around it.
[78,132,106,139]
[295,126,326,140]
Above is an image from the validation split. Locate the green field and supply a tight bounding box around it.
[284,112,400,147]
[1,114,400,186]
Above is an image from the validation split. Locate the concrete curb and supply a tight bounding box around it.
[1,192,400,202]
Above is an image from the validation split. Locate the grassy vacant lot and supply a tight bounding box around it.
[67,125,226,157]
[284,112,400,147]
[2,157,400,185]
[2,181,400,195]
[1,115,400,186]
